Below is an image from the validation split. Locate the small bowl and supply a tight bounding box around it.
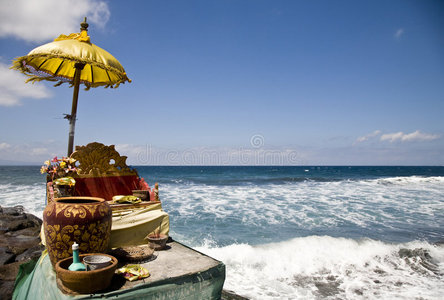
[55,253,117,294]
[83,254,112,270]
[132,190,150,201]
[145,234,168,250]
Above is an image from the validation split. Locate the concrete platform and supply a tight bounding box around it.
[113,241,225,292]
[13,240,226,300]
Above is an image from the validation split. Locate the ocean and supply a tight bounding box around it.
[1,165,443,299]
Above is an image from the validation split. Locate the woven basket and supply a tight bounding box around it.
[110,245,154,262]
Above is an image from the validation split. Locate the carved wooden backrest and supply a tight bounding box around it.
[70,142,139,177]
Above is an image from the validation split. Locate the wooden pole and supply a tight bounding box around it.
[67,63,85,156]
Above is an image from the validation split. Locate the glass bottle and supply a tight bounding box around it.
[68,242,86,271]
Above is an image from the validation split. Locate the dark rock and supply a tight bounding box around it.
[0,247,15,266]
[373,267,386,274]
[0,206,25,216]
[314,281,341,297]
[0,234,41,256]
[0,205,41,234]
[26,213,43,227]
[222,289,250,300]
[0,261,22,281]
[0,206,44,299]
[0,280,15,300]
[399,248,432,260]
[5,226,41,238]
[398,247,441,275]
[0,214,40,233]
[16,244,45,262]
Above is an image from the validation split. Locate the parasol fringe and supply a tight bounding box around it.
[24,76,57,84]
[11,54,131,89]
[12,53,127,77]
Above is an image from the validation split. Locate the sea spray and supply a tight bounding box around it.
[0,182,45,218]
[197,236,444,299]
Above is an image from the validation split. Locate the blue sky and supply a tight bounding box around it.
[0,0,443,165]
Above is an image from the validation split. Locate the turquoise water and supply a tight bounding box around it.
[1,166,444,299]
[136,166,444,245]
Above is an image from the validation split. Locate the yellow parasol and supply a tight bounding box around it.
[12,18,131,155]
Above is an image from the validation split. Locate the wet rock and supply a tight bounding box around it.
[16,244,45,262]
[222,289,250,300]
[0,262,22,281]
[399,248,431,260]
[0,280,15,300]
[0,206,41,234]
[0,206,43,298]
[398,248,441,275]
[1,206,25,216]
[5,226,41,238]
[314,280,341,297]
[0,247,15,265]
[373,267,386,275]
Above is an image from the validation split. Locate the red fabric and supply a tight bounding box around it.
[73,175,151,201]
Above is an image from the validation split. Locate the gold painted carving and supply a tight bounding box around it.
[44,220,111,263]
[70,142,139,177]
[45,202,55,217]
[50,202,110,219]
[62,205,87,218]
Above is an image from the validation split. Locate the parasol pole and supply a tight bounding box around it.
[67,63,85,156]
[67,18,88,156]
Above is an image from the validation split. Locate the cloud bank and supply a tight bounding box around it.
[0,61,52,106]
[380,130,440,142]
[355,130,381,143]
[0,0,110,43]
[356,130,440,144]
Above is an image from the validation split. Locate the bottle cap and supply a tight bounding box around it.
[72,242,79,250]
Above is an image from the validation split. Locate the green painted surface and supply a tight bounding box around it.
[13,245,225,300]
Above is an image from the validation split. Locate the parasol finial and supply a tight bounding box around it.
[80,17,89,32]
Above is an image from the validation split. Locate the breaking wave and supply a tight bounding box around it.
[0,183,45,219]
[197,236,444,299]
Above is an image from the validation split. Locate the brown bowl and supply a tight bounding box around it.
[145,234,168,250]
[55,253,118,294]
[132,190,150,201]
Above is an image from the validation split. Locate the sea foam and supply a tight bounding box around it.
[162,176,444,244]
[197,236,444,299]
[0,183,45,218]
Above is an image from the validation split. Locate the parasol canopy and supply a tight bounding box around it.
[11,17,131,155]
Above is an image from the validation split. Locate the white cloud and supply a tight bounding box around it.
[0,142,11,150]
[31,147,49,156]
[0,141,65,164]
[380,130,440,142]
[0,0,110,43]
[356,130,440,144]
[394,28,404,40]
[0,62,52,106]
[356,130,381,143]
